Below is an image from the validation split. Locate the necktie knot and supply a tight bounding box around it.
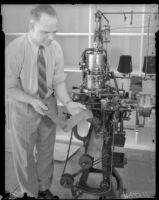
[39,45,44,50]
[38,46,45,55]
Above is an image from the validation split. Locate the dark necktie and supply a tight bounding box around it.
[37,46,48,99]
[37,46,53,127]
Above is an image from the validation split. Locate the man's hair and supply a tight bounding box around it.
[30,5,57,21]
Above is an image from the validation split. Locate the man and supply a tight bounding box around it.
[5,5,86,199]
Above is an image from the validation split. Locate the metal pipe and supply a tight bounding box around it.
[144,13,151,80]
[102,12,158,15]
[114,76,156,80]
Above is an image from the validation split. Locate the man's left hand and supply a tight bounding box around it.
[66,101,87,116]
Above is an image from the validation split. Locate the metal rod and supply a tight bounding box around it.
[139,6,146,73]
[111,71,119,94]
[93,154,109,166]
[144,13,151,80]
[62,129,74,175]
[114,76,156,80]
[102,12,158,15]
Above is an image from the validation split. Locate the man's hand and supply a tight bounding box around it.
[65,101,86,116]
[30,98,48,115]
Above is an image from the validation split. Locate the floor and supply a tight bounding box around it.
[5,146,156,199]
[5,109,156,199]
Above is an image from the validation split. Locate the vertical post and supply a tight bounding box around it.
[88,5,92,48]
[139,5,146,74]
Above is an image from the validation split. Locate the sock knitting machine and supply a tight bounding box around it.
[60,10,132,199]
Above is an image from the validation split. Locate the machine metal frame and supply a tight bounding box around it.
[60,10,132,199]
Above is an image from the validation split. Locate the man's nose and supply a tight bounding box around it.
[48,33,54,40]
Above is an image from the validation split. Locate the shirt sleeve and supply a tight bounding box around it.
[5,44,21,92]
[52,42,67,86]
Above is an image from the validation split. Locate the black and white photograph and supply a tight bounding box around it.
[2,4,157,199]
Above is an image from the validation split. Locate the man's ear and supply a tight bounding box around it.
[29,19,35,31]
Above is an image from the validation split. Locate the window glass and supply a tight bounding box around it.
[56,35,89,68]
[2,4,89,33]
[144,13,159,34]
[5,35,20,47]
[65,71,82,93]
[142,35,156,58]
[3,4,158,74]
[91,35,141,72]
[109,36,141,72]
[53,4,89,33]
[91,4,145,33]
[144,2,158,34]
[2,5,33,33]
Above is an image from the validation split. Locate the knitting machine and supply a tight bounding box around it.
[60,10,132,199]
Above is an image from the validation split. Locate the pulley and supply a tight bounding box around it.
[100,180,110,190]
[60,173,74,188]
[78,154,94,169]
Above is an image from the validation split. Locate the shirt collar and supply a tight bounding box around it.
[27,32,39,56]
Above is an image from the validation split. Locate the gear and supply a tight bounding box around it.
[60,173,74,188]
[79,154,93,169]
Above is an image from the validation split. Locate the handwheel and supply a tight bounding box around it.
[78,154,93,169]
[99,196,110,199]
[100,180,110,190]
[60,173,74,188]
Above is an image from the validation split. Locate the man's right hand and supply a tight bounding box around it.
[30,98,48,115]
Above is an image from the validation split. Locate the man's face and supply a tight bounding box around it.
[30,13,58,47]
